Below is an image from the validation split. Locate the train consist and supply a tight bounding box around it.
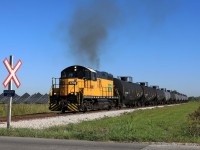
[49,65,188,112]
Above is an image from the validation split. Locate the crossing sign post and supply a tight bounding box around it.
[3,55,22,129]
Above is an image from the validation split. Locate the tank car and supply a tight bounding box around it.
[161,89,171,104]
[113,77,143,107]
[138,82,157,106]
[152,86,165,105]
[167,90,176,104]
[179,93,188,103]
[183,94,188,102]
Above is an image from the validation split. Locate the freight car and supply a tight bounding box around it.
[49,65,188,112]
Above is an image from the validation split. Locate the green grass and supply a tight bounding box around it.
[0,102,200,144]
[0,104,51,117]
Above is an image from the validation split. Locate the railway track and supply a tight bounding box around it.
[0,113,60,122]
[0,109,113,122]
[0,104,182,123]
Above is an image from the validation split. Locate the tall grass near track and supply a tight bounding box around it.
[0,104,51,117]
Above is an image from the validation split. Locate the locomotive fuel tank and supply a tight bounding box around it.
[113,77,143,106]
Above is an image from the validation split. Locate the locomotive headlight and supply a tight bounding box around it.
[74,66,77,71]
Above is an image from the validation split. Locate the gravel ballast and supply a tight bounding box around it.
[0,105,170,129]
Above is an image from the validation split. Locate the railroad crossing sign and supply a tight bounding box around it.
[3,58,22,88]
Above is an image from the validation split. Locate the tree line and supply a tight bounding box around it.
[188,96,200,101]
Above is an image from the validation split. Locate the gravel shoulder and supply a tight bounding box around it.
[0,105,172,129]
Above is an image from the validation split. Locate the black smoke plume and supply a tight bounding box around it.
[68,0,120,69]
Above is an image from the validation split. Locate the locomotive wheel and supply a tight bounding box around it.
[82,102,88,113]
[61,107,65,113]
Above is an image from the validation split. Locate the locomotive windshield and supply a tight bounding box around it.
[61,72,78,78]
[61,70,84,79]
[61,65,97,80]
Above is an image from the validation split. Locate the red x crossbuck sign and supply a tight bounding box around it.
[3,58,22,88]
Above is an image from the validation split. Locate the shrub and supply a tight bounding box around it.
[188,106,200,136]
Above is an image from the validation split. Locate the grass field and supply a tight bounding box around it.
[0,102,200,144]
[0,104,51,117]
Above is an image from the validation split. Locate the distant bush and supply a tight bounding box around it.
[188,106,200,136]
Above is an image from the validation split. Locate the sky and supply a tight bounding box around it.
[0,0,200,97]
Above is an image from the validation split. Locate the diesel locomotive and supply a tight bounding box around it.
[49,65,188,112]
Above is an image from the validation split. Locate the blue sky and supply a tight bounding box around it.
[0,0,199,97]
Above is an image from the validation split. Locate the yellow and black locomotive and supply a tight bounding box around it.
[49,65,120,113]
